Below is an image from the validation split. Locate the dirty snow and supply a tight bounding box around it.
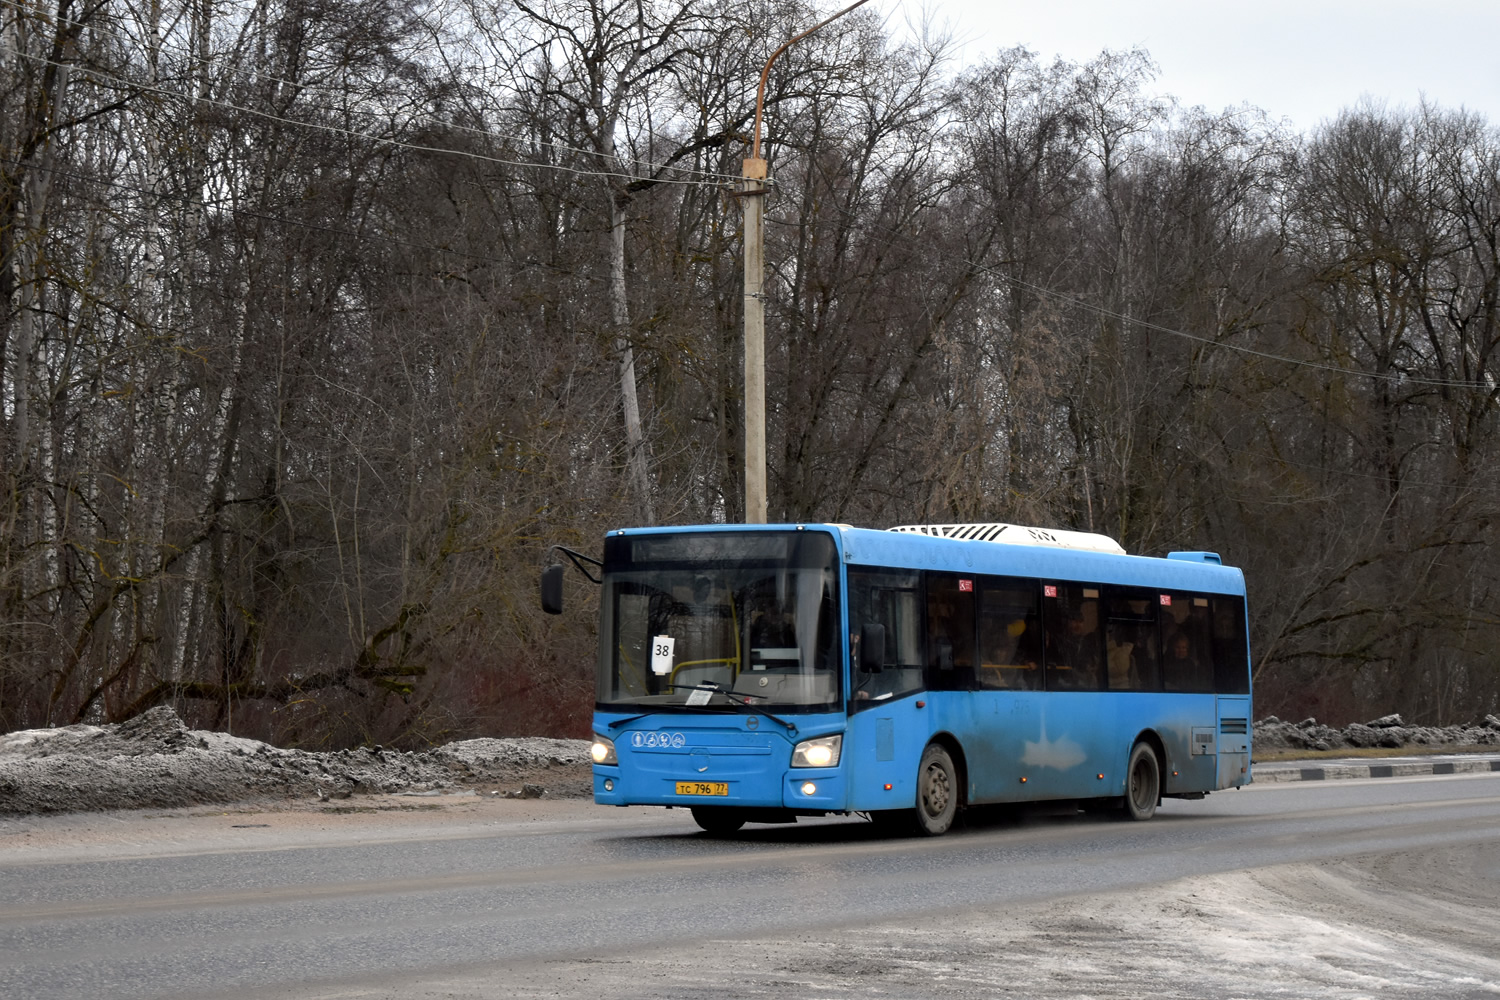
[0,706,591,815]
[3,706,1499,817]
[1255,713,1500,752]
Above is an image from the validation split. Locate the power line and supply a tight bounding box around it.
[0,0,746,185]
[10,46,731,190]
[781,199,1497,392]
[1241,450,1500,495]
[0,154,617,290]
[11,5,1495,394]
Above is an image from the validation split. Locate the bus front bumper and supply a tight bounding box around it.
[594,766,846,811]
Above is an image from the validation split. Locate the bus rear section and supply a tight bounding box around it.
[841,534,1252,820]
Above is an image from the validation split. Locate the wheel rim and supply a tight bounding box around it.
[1129,754,1155,811]
[923,760,951,817]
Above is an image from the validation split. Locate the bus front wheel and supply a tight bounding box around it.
[1123,742,1160,821]
[691,807,746,834]
[915,743,959,836]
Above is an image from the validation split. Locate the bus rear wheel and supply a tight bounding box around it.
[1123,742,1160,821]
[691,807,746,834]
[915,743,959,836]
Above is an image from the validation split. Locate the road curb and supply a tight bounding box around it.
[1252,755,1500,783]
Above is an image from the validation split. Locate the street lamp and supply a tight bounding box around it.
[741,0,873,524]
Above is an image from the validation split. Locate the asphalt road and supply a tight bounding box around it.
[3,773,1499,1000]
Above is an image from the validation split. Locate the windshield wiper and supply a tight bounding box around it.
[669,682,799,734]
[605,702,788,732]
[663,682,767,702]
[603,684,800,735]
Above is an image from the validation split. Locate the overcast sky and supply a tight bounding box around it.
[886,0,1500,134]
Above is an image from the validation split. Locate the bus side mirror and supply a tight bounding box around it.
[540,564,565,615]
[859,623,886,673]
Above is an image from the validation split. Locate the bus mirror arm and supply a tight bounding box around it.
[540,545,603,615]
[859,623,886,673]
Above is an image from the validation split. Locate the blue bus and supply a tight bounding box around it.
[542,522,1251,835]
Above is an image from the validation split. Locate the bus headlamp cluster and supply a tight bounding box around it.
[591,735,618,765]
[791,734,841,768]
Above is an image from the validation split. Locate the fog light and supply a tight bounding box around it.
[801,782,817,796]
[604,779,614,792]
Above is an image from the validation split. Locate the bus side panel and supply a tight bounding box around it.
[1030,693,1129,801]
[1216,695,1251,789]
[845,692,1225,807]
[1152,693,1217,794]
[844,697,926,812]
[940,692,1126,805]
[951,691,1069,803]
[958,691,1043,803]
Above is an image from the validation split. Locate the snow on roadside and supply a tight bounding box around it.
[6,705,1500,817]
[0,706,592,816]
[1254,713,1500,752]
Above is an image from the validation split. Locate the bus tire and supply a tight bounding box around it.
[1123,742,1160,821]
[915,743,959,836]
[691,807,746,834]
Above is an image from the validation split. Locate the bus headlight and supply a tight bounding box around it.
[591,735,618,765]
[791,734,841,768]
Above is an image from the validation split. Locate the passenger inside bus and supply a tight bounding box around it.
[1106,635,1135,688]
[978,614,1041,688]
[1105,618,1159,690]
[925,579,975,690]
[749,604,796,649]
[1163,632,1201,681]
[1047,606,1103,689]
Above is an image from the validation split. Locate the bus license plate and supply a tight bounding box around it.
[675,781,728,796]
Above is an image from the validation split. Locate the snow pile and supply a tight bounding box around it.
[0,706,592,815]
[1254,713,1500,753]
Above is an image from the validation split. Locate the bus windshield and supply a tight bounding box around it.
[596,531,842,711]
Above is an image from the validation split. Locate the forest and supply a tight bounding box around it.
[2,0,1498,746]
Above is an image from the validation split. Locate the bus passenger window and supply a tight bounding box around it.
[1161,593,1213,692]
[848,569,925,709]
[1103,588,1160,691]
[1212,596,1251,694]
[925,574,975,691]
[1043,584,1104,691]
[978,579,1041,690]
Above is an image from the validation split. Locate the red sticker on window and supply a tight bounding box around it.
[1044,585,1058,598]
[958,579,973,592]
[1160,594,1172,606]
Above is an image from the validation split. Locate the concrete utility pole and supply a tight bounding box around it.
[742,155,768,523]
[741,0,871,524]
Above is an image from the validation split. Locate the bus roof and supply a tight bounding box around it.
[602,523,1246,596]
[838,525,1245,596]
[889,522,1126,554]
